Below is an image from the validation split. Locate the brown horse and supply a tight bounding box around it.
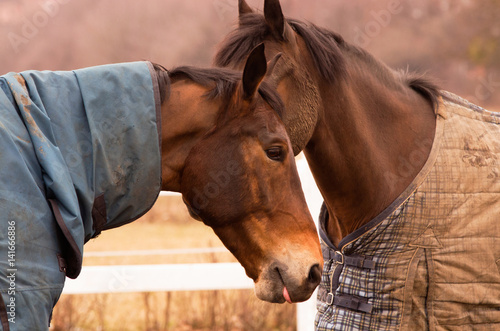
[160,44,322,304]
[0,44,322,329]
[215,1,500,330]
[215,1,438,245]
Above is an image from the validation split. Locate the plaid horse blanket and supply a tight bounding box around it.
[0,62,161,330]
[316,92,500,330]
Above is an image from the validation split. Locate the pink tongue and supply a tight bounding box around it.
[283,286,292,304]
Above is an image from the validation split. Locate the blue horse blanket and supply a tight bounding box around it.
[0,62,162,330]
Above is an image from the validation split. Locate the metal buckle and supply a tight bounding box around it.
[326,293,334,305]
[334,251,344,265]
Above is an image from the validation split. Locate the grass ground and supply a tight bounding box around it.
[50,196,296,331]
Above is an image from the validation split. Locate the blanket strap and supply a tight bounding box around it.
[318,288,374,313]
[322,248,375,270]
[333,294,373,313]
[320,247,374,313]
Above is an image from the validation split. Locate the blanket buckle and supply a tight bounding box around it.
[334,251,344,265]
[326,292,334,305]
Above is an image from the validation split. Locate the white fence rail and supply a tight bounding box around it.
[63,158,321,331]
[83,247,229,257]
[63,263,254,294]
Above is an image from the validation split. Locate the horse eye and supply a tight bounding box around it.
[266,147,283,161]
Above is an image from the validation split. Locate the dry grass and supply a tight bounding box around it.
[50,196,296,331]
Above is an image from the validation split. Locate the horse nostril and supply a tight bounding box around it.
[307,264,322,286]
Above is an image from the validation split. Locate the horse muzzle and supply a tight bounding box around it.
[254,255,322,303]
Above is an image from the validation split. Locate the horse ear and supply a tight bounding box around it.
[239,0,253,17]
[264,0,285,40]
[242,43,267,101]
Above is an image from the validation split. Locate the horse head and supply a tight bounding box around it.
[215,1,440,246]
[216,0,332,155]
[176,44,322,303]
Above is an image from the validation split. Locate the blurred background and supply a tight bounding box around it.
[1,0,499,330]
[1,0,499,108]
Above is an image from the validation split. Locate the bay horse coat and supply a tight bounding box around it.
[316,92,500,330]
[0,62,161,329]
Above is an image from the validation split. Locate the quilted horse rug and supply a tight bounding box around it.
[0,62,161,330]
[316,92,500,330]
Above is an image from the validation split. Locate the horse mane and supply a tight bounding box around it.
[404,72,440,111]
[215,13,440,110]
[287,19,347,84]
[151,63,284,119]
[151,63,171,104]
[169,66,241,101]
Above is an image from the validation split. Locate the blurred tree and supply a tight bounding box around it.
[464,0,500,68]
[1,0,499,107]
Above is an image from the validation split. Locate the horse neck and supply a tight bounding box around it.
[159,80,219,192]
[304,53,436,246]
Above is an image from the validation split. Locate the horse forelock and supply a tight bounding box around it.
[214,13,348,85]
[215,13,271,68]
